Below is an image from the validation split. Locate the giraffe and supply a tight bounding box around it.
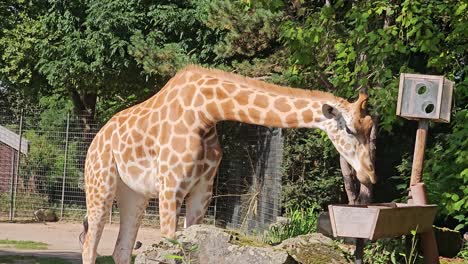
[81,65,376,264]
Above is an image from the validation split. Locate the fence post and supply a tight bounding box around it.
[60,113,70,220]
[213,171,219,226]
[11,110,24,220]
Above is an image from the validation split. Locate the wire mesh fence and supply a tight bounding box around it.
[0,109,283,232]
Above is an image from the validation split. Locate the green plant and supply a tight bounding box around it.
[163,238,199,264]
[263,205,319,245]
[456,241,468,260]
[0,192,48,217]
[363,229,423,264]
[93,255,136,264]
[402,229,420,264]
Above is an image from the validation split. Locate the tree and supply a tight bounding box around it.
[279,0,467,230]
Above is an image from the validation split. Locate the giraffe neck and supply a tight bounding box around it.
[218,87,339,129]
[181,67,347,130]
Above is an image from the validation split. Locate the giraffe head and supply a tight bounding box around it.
[321,92,376,186]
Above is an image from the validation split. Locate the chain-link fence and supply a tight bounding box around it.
[0,109,282,232]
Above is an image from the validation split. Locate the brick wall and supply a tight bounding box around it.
[0,142,15,193]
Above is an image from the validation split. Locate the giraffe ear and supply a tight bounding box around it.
[322,104,340,119]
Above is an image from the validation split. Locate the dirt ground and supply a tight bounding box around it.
[0,222,162,262]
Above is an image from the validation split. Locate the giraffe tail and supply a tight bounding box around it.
[79,215,89,249]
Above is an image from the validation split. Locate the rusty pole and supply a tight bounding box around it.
[409,120,439,264]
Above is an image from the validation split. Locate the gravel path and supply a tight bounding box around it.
[0,222,162,262]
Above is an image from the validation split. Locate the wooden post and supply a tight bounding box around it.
[409,120,439,264]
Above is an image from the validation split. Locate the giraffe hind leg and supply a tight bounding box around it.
[185,158,221,227]
[185,132,222,228]
[112,179,148,264]
[184,178,215,228]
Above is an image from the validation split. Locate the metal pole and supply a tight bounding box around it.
[60,113,70,220]
[354,238,364,264]
[213,170,219,226]
[12,110,24,219]
[212,123,223,226]
[9,149,16,220]
[409,120,439,264]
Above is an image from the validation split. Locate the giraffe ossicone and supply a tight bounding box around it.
[81,65,375,264]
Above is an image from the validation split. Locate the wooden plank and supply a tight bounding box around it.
[329,206,378,239]
[372,205,436,240]
[436,75,444,119]
[396,73,405,116]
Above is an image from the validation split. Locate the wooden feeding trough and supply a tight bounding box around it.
[328,203,437,240]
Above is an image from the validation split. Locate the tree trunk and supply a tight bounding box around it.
[68,87,97,167]
[68,87,97,134]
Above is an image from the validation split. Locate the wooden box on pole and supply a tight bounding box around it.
[396,73,454,123]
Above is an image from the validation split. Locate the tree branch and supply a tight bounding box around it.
[316,71,337,91]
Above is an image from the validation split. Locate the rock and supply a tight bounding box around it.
[134,241,143,250]
[136,225,295,264]
[34,209,57,222]
[276,233,351,264]
[136,225,351,264]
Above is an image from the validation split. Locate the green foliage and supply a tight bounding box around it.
[278,0,468,232]
[21,130,81,191]
[0,0,467,235]
[0,191,48,214]
[263,206,319,245]
[424,107,468,231]
[456,242,468,260]
[364,233,423,264]
[200,0,283,59]
[94,255,136,264]
[281,129,344,210]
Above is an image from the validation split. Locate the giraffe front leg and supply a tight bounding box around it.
[159,188,183,239]
[82,177,117,264]
[112,180,148,264]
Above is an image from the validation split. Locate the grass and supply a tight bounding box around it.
[0,255,71,264]
[0,255,128,264]
[0,240,48,250]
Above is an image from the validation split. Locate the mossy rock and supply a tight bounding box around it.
[276,233,352,264]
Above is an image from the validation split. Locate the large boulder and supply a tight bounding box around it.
[135,225,351,264]
[34,208,58,222]
[278,233,351,264]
